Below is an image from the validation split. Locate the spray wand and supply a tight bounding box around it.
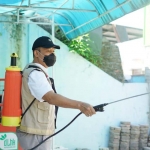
[94,92,149,111]
[29,92,149,150]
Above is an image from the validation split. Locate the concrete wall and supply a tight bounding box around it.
[54,43,149,150]
[0,21,149,150]
[100,38,124,82]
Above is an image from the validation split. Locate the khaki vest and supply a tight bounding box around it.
[19,63,55,135]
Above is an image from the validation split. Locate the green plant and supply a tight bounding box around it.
[69,35,95,63]
[64,35,102,66]
[54,26,103,67]
[4,15,25,68]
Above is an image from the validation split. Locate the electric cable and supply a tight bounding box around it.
[28,92,149,150]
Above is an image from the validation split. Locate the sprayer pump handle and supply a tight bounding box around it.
[93,103,108,112]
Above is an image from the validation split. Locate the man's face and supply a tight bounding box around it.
[34,47,56,68]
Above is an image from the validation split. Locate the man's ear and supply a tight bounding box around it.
[34,50,39,57]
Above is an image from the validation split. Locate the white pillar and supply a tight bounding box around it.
[51,14,55,150]
[144,5,150,129]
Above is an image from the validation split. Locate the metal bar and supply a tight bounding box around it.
[65,0,132,35]
[21,0,70,33]
[0,5,96,12]
[0,79,4,81]
[87,0,99,15]
[129,1,136,10]
[28,0,69,20]
[17,9,20,23]
[51,14,54,101]
[52,15,55,42]
[0,21,71,26]
[51,17,55,136]
[52,12,74,29]
[100,0,113,20]
[0,10,16,15]
[72,0,74,9]
[26,0,103,32]
[114,0,126,14]
[20,0,25,6]
[30,0,58,6]
[29,12,74,29]
[28,0,31,6]
[40,12,74,34]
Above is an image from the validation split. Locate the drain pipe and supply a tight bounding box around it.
[145,67,150,127]
[51,14,55,150]
[52,14,55,79]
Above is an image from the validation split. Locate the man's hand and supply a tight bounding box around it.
[78,102,96,117]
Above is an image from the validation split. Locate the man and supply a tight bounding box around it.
[16,36,96,150]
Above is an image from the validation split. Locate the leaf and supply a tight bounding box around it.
[1,135,5,139]
[4,134,6,139]
[0,134,6,140]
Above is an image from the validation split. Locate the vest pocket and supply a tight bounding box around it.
[37,102,50,124]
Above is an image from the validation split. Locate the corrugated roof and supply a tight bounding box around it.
[0,0,150,39]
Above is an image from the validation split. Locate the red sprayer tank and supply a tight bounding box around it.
[1,53,22,126]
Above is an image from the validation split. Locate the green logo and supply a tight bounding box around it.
[0,132,18,150]
[0,134,6,140]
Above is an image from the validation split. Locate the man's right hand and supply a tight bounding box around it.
[78,102,96,117]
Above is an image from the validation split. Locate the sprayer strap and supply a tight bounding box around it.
[21,98,36,120]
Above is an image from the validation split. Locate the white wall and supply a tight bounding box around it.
[53,38,149,150]
[0,23,149,150]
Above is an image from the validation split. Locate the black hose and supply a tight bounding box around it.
[29,103,108,149]
[28,112,82,150]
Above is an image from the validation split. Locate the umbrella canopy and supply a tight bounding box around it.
[0,0,150,39]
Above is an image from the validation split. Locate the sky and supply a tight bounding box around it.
[111,8,144,29]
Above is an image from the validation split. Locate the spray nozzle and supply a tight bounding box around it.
[10,53,18,66]
[93,103,108,112]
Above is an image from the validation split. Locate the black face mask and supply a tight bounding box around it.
[38,51,56,67]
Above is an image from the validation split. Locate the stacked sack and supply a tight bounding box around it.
[139,125,149,150]
[130,125,140,150]
[119,121,131,150]
[109,126,121,150]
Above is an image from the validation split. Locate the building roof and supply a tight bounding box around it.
[102,24,143,45]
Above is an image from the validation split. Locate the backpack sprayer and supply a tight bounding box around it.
[1,53,22,127]
[1,53,149,149]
